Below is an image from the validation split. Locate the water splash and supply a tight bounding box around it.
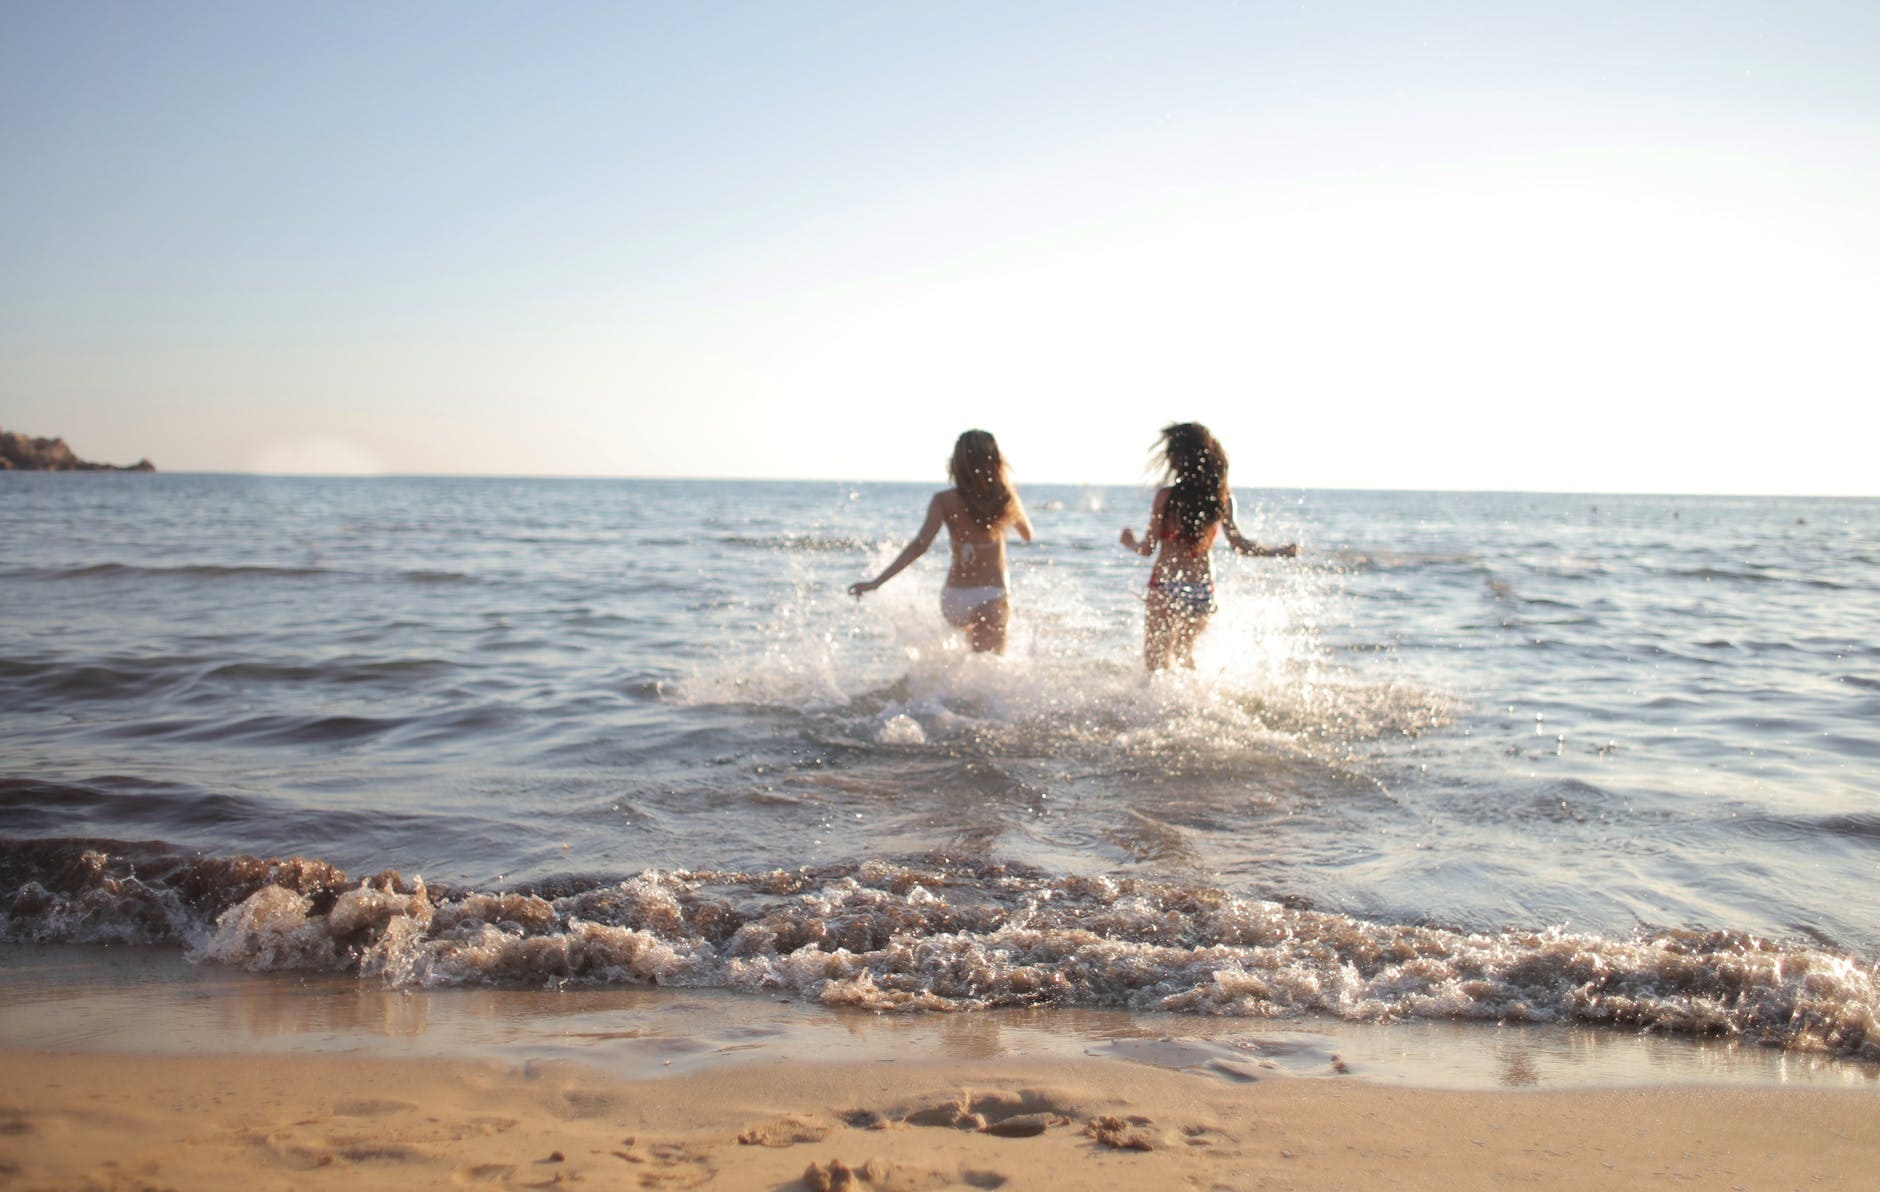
[677,545,1451,768]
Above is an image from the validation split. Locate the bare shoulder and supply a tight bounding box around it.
[930,488,966,528]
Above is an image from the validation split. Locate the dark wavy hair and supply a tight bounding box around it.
[949,430,1014,529]
[1155,422,1229,544]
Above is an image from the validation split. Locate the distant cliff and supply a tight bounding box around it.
[0,428,155,472]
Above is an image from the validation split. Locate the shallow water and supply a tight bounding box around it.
[3,945,1866,1091]
[2,474,1875,1069]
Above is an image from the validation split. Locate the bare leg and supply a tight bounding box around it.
[1144,595,1176,671]
[1172,612,1207,668]
[1145,593,1207,671]
[965,597,1010,654]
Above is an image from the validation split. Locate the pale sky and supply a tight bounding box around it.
[3,1,1876,493]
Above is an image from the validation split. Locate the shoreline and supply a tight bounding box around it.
[5,944,1874,1092]
[2,946,1877,1187]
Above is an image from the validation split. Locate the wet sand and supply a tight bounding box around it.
[1,946,1875,1188]
[5,1049,1877,1190]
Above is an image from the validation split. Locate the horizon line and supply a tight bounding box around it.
[18,470,1876,501]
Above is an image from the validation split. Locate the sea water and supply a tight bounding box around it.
[1,474,1875,1071]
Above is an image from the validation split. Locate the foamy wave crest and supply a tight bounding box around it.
[4,839,1873,1060]
[0,840,348,946]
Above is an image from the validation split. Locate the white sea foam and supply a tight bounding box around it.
[10,846,1870,1061]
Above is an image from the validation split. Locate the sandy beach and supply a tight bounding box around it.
[1,945,1875,1188]
[3,1046,1876,1190]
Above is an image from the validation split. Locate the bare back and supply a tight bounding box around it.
[936,488,1023,588]
[1145,486,1221,586]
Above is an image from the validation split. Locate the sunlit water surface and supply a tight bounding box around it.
[2,475,1875,1073]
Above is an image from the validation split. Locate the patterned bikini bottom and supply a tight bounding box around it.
[1149,580,1217,617]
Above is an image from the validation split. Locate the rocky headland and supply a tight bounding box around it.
[0,428,155,472]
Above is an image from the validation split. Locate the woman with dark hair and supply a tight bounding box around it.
[1120,422,1296,670]
[850,430,1033,653]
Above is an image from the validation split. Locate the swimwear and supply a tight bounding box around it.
[1149,580,1216,617]
[941,584,1007,626]
[945,535,1008,625]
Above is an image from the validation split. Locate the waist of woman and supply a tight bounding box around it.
[943,577,1007,597]
[1149,578,1213,592]
[945,558,1007,588]
[940,581,1008,625]
[1149,560,1212,586]
[1147,577,1217,616]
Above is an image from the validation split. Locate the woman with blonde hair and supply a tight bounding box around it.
[850,430,1033,654]
[1121,422,1296,670]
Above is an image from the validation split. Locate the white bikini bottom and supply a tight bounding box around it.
[940,584,1007,626]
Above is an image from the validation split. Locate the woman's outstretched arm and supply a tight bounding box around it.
[1009,491,1034,543]
[1119,488,1167,557]
[850,493,946,596]
[1221,495,1298,557]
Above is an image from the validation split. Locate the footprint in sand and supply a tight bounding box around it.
[452,1162,515,1185]
[552,1088,618,1119]
[737,1116,830,1147]
[1084,1115,1159,1151]
[331,1098,418,1117]
[801,1157,1005,1191]
[329,1141,431,1164]
[448,1115,520,1141]
[898,1090,1072,1138]
[614,1139,715,1189]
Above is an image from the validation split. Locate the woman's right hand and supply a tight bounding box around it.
[848,579,876,598]
[1119,527,1140,551]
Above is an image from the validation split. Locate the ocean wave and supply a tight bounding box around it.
[3,840,1872,1061]
[1821,814,1880,840]
[201,657,458,685]
[0,779,264,834]
[719,533,869,553]
[15,562,333,581]
[1733,813,1880,846]
[0,657,183,701]
[1661,566,1850,591]
[1329,550,1480,573]
[5,561,476,585]
[90,712,411,746]
[0,654,462,709]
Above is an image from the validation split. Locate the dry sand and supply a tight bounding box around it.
[3,1047,1876,1190]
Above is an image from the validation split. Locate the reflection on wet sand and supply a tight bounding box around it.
[4,945,1871,1091]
